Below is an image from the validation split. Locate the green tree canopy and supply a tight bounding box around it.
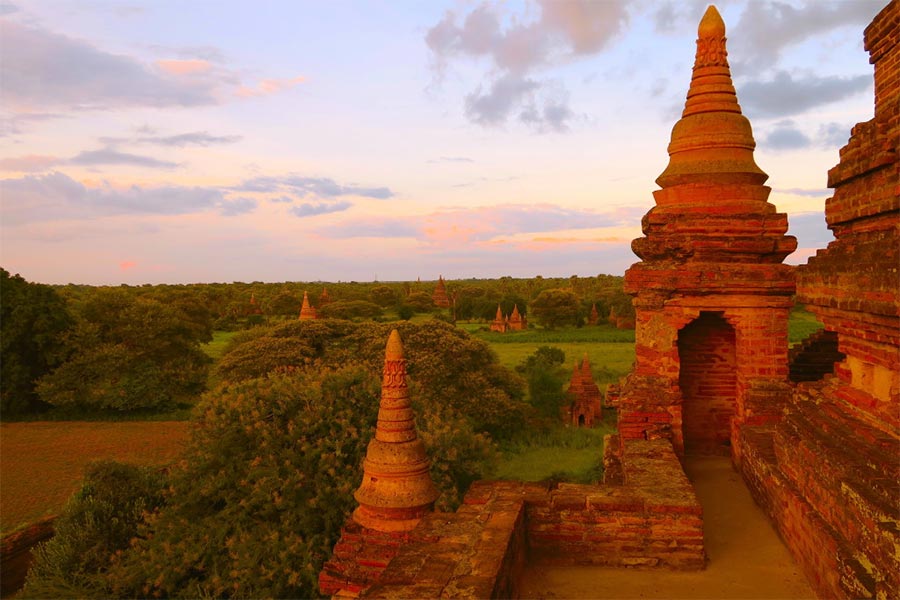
[530,288,581,329]
[36,289,211,411]
[0,269,74,414]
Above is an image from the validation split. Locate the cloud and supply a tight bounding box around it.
[100,130,243,147]
[69,147,180,169]
[322,203,641,243]
[739,71,871,119]
[290,201,353,217]
[156,59,213,75]
[0,21,225,111]
[425,0,627,131]
[428,156,475,164]
[235,76,306,98]
[232,175,393,199]
[787,211,833,251]
[119,260,137,271]
[0,112,65,138]
[776,188,829,198]
[0,2,17,16]
[464,73,540,126]
[218,198,258,216]
[0,171,256,224]
[817,122,850,149]
[0,154,63,172]
[731,0,886,71]
[762,120,812,150]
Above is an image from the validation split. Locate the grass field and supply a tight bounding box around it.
[788,308,825,344]
[0,421,190,534]
[495,421,614,483]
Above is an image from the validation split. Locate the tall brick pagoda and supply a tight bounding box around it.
[432,275,451,308]
[619,5,796,458]
[588,303,600,326]
[298,291,317,320]
[319,330,438,596]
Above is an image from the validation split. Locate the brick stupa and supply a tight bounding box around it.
[298,291,317,321]
[567,354,603,427]
[319,330,439,597]
[318,287,332,306]
[618,5,796,457]
[507,304,527,330]
[489,304,508,332]
[588,303,600,326]
[431,275,451,308]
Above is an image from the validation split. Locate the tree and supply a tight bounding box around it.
[36,289,210,411]
[0,269,74,414]
[267,290,302,317]
[215,320,528,439]
[22,461,167,599]
[318,300,383,320]
[516,347,568,419]
[530,288,581,329]
[404,291,434,312]
[369,285,398,308]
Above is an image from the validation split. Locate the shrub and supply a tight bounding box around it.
[21,461,167,599]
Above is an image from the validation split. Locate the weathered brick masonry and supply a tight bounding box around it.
[738,2,899,599]
[618,6,796,460]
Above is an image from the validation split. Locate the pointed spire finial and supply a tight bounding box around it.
[353,330,438,532]
[698,5,725,39]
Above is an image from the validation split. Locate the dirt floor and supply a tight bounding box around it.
[519,456,815,599]
[0,421,189,533]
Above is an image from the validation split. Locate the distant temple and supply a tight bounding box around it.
[248,293,262,315]
[298,291,317,320]
[489,304,507,332]
[565,354,603,427]
[588,303,600,326]
[432,275,451,308]
[318,287,332,306]
[507,304,527,330]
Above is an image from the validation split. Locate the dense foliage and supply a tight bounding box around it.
[516,346,569,420]
[98,364,493,599]
[216,319,528,439]
[21,462,168,599]
[0,269,73,415]
[36,289,212,411]
[530,288,582,329]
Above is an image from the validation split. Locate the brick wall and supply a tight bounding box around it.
[678,312,737,455]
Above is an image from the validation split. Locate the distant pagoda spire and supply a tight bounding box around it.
[432,275,450,308]
[588,303,599,325]
[299,290,317,320]
[352,330,438,532]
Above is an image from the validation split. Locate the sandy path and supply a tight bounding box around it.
[519,456,814,599]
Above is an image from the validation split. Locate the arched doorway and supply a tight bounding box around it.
[677,312,736,456]
[578,414,586,427]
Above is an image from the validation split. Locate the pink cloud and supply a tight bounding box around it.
[156,59,212,75]
[119,260,137,270]
[235,76,306,98]
[0,154,63,172]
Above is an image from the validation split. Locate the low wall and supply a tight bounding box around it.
[363,480,541,599]
[527,439,705,569]
[0,516,55,598]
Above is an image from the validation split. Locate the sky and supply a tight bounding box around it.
[0,0,887,285]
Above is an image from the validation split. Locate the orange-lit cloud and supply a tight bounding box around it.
[235,76,306,98]
[0,154,62,172]
[119,260,137,270]
[156,59,212,75]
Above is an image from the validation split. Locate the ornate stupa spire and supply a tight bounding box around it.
[299,291,317,320]
[656,5,766,188]
[353,330,438,532]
